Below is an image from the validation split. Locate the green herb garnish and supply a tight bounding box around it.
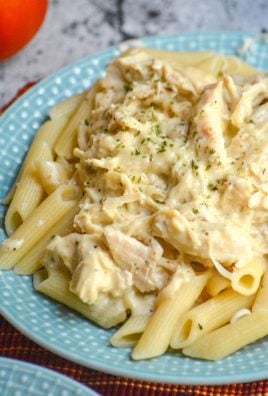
[155,199,165,204]
[191,160,199,170]
[208,183,218,191]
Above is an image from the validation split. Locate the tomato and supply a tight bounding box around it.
[0,0,48,60]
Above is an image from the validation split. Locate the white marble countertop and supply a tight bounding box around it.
[1,0,267,107]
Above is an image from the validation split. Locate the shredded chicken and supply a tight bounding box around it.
[39,49,268,330]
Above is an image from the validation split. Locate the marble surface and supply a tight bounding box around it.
[1,0,267,107]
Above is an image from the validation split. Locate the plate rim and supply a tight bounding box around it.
[0,356,99,395]
[1,303,268,385]
[1,30,268,385]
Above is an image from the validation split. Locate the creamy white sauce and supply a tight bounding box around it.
[42,49,268,320]
[2,239,24,251]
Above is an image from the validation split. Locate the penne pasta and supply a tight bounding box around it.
[170,289,254,349]
[35,160,70,195]
[123,48,215,65]
[0,185,80,269]
[14,205,78,275]
[54,83,100,159]
[34,266,127,329]
[33,116,70,149]
[183,311,268,360]
[127,48,257,76]
[110,314,151,347]
[206,272,231,297]
[231,257,265,296]
[4,116,69,235]
[131,272,209,360]
[252,270,268,312]
[4,141,53,235]
[49,92,87,120]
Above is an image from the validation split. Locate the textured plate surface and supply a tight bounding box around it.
[1,32,268,385]
[0,357,98,396]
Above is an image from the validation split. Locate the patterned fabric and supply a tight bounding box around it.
[0,85,268,396]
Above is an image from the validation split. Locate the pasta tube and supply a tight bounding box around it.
[231,257,265,296]
[49,92,87,120]
[171,289,254,349]
[4,141,52,235]
[0,185,80,269]
[252,269,268,312]
[4,116,69,235]
[54,83,100,159]
[35,160,70,195]
[110,314,151,347]
[206,273,231,297]
[183,311,268,360]
[14,205,78,275]
[131,48,257,76]
[132,272,209,360]
[34,267,127,328]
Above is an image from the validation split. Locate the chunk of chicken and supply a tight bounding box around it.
[161,63,197,95]
[151,210,254,264]
[151,210,207,259]
[192,81,228,163]
[70,235,132,304]
[117,51,154,82]
[231,78,268,128]
[104,227,168,292]
[46,233,80,273]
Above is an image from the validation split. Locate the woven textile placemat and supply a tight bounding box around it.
[0,85,268,396]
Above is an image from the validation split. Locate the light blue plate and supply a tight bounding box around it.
[0,357,98,396]
[1,32,268,385]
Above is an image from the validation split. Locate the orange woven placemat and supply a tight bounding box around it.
[1,84,268,396]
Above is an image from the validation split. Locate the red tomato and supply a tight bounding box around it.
[0,0,48,60]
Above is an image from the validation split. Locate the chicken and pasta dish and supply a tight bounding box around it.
[1,48,268,360]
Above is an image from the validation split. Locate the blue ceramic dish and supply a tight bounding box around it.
[1,32,268,385]
[0,357,98,395]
